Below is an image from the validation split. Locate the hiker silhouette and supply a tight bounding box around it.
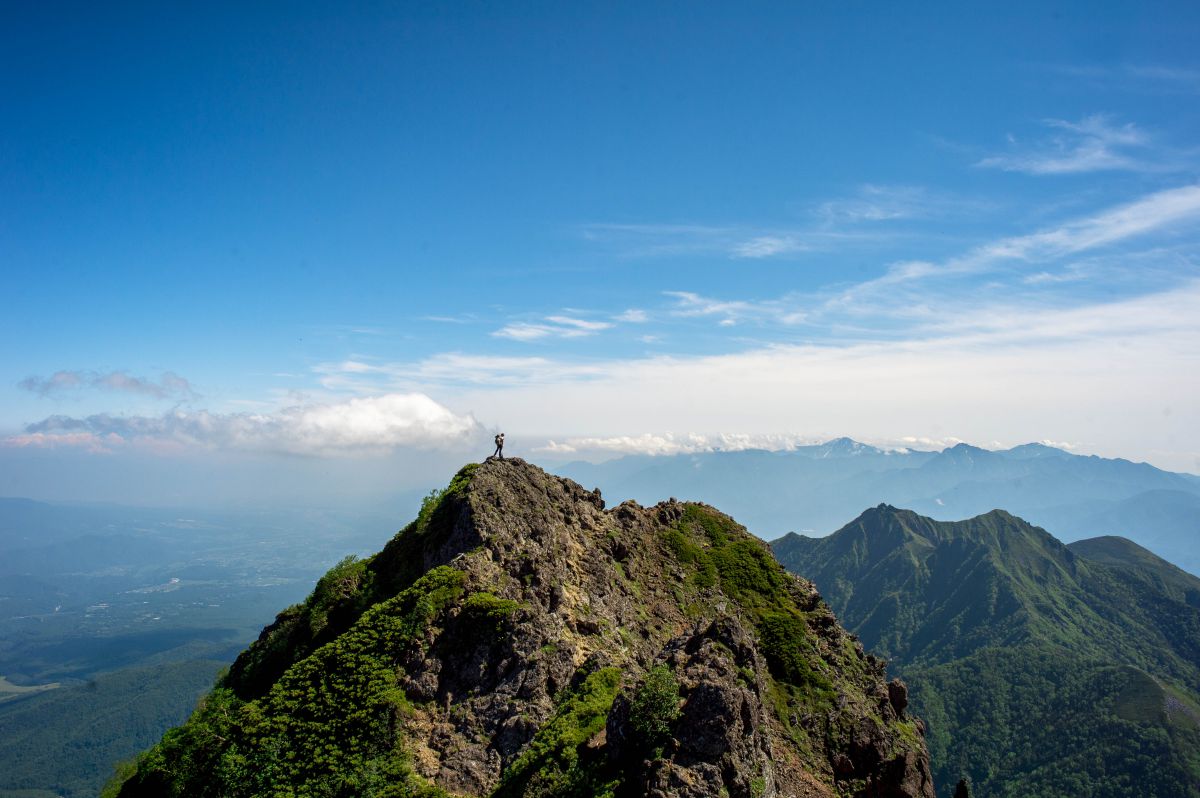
[493,433,505,459]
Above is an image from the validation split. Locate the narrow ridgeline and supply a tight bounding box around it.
[111,459,933,798]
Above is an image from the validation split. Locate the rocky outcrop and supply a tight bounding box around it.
[606,615,776,798]
[116,457,934,798]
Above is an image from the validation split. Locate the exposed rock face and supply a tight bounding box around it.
[606,616,776,798]
[117,458,934,798]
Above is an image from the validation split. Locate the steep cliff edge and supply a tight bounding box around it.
[112,459,933,798]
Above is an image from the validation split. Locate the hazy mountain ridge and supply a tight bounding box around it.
[560,440,1200,574]
[113,459,934,798]
[771,508,1200,797]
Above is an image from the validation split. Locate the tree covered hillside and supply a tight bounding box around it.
[772,507,1200,797]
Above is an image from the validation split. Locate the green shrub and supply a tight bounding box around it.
[661,528,717,588]
[493,667,623,798]
[629,665,681,750]
[463,591,521,628]
[758,611,833,698]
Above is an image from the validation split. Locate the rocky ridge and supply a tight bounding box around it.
[113,458,933,798]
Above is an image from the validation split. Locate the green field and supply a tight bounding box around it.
[0,676,59,704]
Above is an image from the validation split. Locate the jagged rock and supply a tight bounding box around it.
[887,679,908,716]
[606,616,776,798]
[116,457,935,798]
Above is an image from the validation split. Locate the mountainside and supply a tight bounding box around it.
[1068,535,1200,607]
[111,459,933,798]
[771,509,1200,797]
[0,659,223,798]
[559,441,1200,574]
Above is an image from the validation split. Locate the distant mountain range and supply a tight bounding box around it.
[560,439,1200,574]
[771,506,1200,797]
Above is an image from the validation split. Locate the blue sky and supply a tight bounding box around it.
[3,1,1200,503]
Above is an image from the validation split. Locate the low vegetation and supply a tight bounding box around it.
[492,667,623,798]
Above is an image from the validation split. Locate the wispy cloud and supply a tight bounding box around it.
[492,323,557,341]
[730,235,807,258]
[1050,63,1200,93]
[492,314,614,341]
[312,354,610,391]
[582,223,824,261]
[665,291,756,321]
[493,186,1200,345]
[4,393,480,456]
[19,370,197,400]
[662,290,808,327]
[813,184,964,225]
[582,185,980,261]
[836,184,1200,306]
[977,114,1157,174]
[977,183,1200,258]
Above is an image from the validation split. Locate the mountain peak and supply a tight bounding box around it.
[116,460,934,798]
[814,437,880,457]
[1003,442,1071,459]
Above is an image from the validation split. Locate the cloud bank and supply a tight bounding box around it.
[538,432,824,456]
[5,393,480,457]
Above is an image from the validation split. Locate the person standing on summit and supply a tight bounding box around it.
[493,432,505,459]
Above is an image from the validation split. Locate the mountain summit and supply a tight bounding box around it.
[112,458,933,798]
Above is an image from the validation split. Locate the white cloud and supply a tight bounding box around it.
[493,323,557,341]
[813,184,968,224]
[583,222,859,260]
[664,291,756,323]
[544,315,612,333]
[493,315,613,341]
[338,360,379,374]
[446,279,1200,472]
[985,183,1200,258]
[648,183,1200,331]
[5,393,480,457]
[537,432,822,457]
[977,114,1155,174]
[615,309,649,323]
[313,353,610,390]
[834,184,1200,305]
[731,235,806,258]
